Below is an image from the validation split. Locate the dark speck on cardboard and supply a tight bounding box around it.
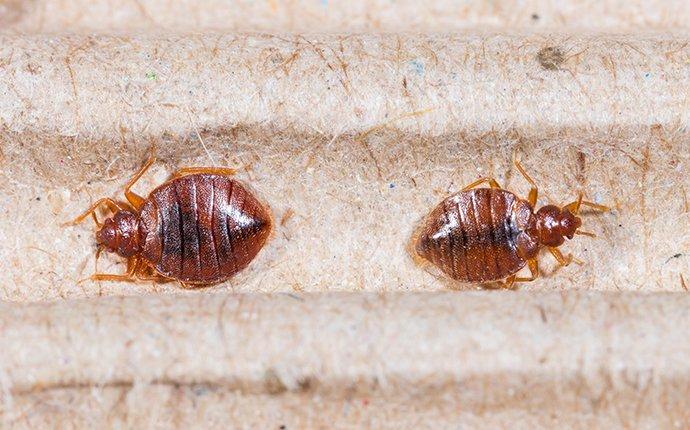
[537,46,565,71]
[665,253,684,264]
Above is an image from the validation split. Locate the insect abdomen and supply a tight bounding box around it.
[415,188,526,282]
[139,174,271,284]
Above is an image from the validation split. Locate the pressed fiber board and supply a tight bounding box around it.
[0,2,689,428]
[0,33,688,300]
[3,292,690,428]
[1,0,689,32]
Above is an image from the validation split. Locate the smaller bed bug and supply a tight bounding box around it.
[414,158,609,289]
[66,152,272,287]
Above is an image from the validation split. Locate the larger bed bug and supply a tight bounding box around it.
[66,153,272,287]
[414,158,609,289]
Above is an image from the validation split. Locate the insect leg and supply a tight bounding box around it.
[498,274,517,289]
[124,151,156,210]
[497,259,538,289]
[513,159,538,206]
[89,257,139,282]
[63,198,123,226]
[170,167,237,179]
[134,263,174,283]
[548,247,583,266]
[514,259,539,282]
[462,177,502,191]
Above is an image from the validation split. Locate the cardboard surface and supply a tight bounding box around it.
[2,0,689,32]
[0,33,688,300]
[3,292,690,428]
[0,1,689,428]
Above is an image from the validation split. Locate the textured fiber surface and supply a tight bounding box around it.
[0,33,688,300]
[1,0,689,32]
[2,292,690,428]
[0,1,689,428]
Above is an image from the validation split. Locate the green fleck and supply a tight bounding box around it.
[146,71,157,81]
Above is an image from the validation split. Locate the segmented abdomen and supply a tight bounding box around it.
[415,188,525,282]
[139,174,271,284]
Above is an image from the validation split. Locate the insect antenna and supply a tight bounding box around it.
[562,193,610,215]
[579,200,610,212]
[95,244,104,262]
[82,245,106,285]
[91,211,102,228]
[62,198,121,226]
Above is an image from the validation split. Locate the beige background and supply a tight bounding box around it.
[4,292,690,428]
[2,0,689,32]
[0,33,688,300]
[0,0,689,428]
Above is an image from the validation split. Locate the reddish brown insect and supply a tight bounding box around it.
[66,154,272,287]
[414,159,609,289]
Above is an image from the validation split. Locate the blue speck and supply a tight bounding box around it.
[389,183,395,189]
[644,73,651,78]
[193,385,209,396]
[409,59,424,76]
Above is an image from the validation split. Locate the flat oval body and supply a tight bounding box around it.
[415,188,527,283]
[138,174,272,284]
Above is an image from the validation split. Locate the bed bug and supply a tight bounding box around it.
[66,153,272,287]
[414,159,609,289]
